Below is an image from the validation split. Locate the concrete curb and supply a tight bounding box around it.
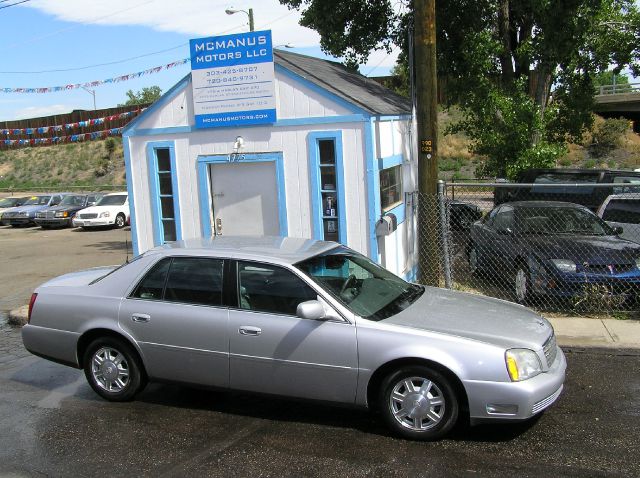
[7,305,28,327]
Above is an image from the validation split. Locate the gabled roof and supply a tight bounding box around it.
[274,50,411,116]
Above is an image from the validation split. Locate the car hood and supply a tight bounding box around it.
[79,205,123,214]
[519,234,640,264]
[383,287,552,350]
[44,205,84,213]
[4,204,47,214]
[38,266,119,288]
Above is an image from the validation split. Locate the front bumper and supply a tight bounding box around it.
[73,218,115,227]
[531,268,640,299]
[6,216,34,225]
[35,217,72,227]
[464,346,566,421]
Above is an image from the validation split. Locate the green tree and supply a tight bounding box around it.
[280,0,640,178]
[119,86,162,106]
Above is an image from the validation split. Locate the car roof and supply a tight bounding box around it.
[103,192,127,196]
[504,201,590,209]
[147,236,341,265]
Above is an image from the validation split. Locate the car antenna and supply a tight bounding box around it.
[124,234,130,264]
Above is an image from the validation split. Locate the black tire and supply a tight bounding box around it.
[115,213,126,229]
[83,336,146,402]
[379,366,459,441]
[514,264,532,304]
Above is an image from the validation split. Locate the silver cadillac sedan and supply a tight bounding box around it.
[22,236,566,440]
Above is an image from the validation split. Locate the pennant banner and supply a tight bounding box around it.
[3,127,124,147]
[1,109,144,136]
[1,58,189,94]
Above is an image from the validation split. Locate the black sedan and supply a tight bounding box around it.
[34,194,102,228]
[468,201,640,303]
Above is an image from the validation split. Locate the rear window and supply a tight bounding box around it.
[602,199,640,224]
[532,173,599,195]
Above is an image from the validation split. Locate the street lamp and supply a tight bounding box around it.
[225,7,254,32]
[81,86,96,110]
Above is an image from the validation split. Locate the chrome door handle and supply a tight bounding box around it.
[239,326,261,336]
[131,313,151,323]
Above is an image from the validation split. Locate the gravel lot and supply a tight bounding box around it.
[0,224,131,312]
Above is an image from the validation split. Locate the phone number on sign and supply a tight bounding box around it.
[207,75,258,85]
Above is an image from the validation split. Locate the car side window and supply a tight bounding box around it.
[485,207,501,226]
[164,257,224,306]
[237,261,317,316]
[492,206,514,232]
[603,199,640,224]
[131,258,171,300]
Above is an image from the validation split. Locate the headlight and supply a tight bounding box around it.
[636,258,640,270]
[505,348,542,381]
[54,211,69,218]
[99,211,110,218]
[19,211,29,217]
[550,259,576,273]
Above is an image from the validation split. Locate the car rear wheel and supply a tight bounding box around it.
[379,366,458,441]
[83,337,146,402]
[514,265,532,304]
[115,213,126,228]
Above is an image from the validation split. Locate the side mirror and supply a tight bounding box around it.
[613,226,624,235]
[296,300,326,321]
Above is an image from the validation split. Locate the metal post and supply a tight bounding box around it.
[415,0,440,286]
[248,8,255,32]
[437,180,452,289]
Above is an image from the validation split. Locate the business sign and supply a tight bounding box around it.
[189,30,276,128]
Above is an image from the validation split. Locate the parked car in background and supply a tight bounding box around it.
[469,201,640,303]
[34,193,103,229]
[1,194,69,226]
[597,194,640,244]
[449,200,483,231]
[0,196,28,225]
[22,237,565,441]
[494,169,640,210]
[73,192,129,229]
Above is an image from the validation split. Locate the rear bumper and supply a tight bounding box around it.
[22,324,80,367]
[464,347,566,421]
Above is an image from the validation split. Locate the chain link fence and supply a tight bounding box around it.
[415,181,640,316]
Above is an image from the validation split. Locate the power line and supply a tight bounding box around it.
[0,0,31,10]
[0,43,189,74]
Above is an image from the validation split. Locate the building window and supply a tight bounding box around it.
[318,139,340,242]
[380,165,402,212]
[151,147,179,243]
[308,131,345,244]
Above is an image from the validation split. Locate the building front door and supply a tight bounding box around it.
[209,161,280,236]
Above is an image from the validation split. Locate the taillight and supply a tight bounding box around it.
[28,293,38,324]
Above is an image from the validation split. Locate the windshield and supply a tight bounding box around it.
[23,195,51,206]
[517,206,613,236]
[96,194,126,206]
[0,197,20,207]
[296,246,424,321]
[59,195,86,206]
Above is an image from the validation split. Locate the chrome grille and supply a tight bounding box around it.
[543,333,558,367]
[79,213,97,219]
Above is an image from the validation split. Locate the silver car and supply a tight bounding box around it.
[22,237,566,440]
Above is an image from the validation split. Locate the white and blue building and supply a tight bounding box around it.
[123,49,417,279]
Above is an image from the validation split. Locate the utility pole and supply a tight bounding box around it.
[414,0,440,286]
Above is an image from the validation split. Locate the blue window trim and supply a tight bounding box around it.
[365,118,380,260]
[307,131,347,244]
[378,153,404,170]
[146,141,182,246]
[196,153,288,238]
[122,135,139,256]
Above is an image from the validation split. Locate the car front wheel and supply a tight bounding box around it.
[83,337,146,402]
[379,366,458,440]
[115,213,126,228]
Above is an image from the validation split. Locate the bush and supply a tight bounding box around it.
[558,157,572,167]
[590,118,629,157]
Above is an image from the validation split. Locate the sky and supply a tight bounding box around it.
[0,0,400,121]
